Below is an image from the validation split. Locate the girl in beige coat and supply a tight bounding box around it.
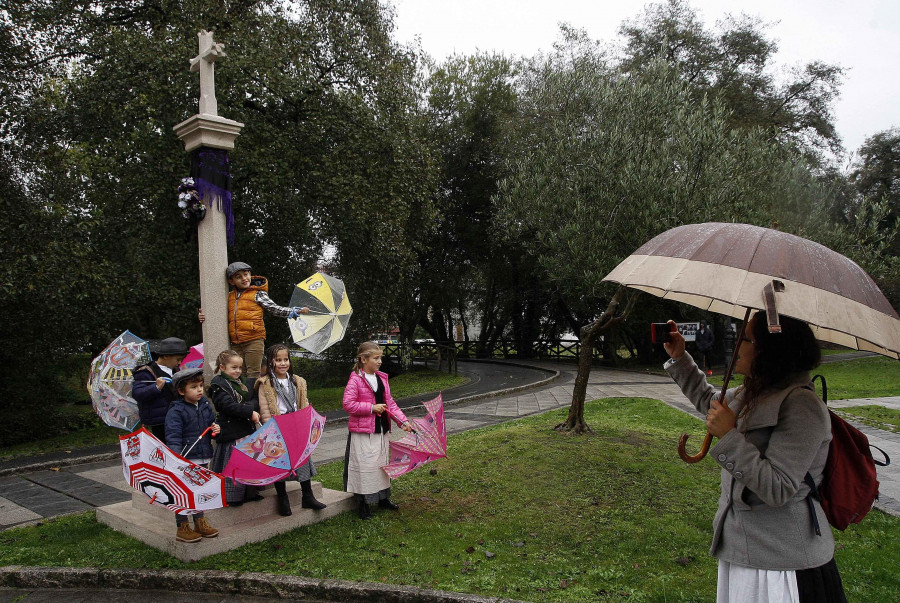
[255,344,326,516]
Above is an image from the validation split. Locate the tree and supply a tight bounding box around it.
[497,30,807,434]
[0,0,435,402]
[618,0,844,160]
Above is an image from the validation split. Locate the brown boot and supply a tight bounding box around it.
[176,522,202,543]
[193,517,219,538]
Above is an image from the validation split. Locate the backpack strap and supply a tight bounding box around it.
[811,374,827,404]
[872,445,891,467]
[803,473,823,536]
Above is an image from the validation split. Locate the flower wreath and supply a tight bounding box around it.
[177,177,207,222]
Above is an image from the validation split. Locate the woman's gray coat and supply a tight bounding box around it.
[666,352,834,570]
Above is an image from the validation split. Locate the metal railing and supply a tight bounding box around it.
[381,339,602,367]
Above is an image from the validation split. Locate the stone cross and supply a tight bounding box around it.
[190,30,226,116]
[174,30,243,382]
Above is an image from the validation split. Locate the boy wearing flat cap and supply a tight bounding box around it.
[132,337,189,443]
[166,367,220,542]
[199,261,309,378]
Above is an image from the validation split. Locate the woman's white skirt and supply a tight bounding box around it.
[345,431,391,495]
[717,560,799,603]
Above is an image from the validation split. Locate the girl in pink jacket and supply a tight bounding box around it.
[342,341,412,519]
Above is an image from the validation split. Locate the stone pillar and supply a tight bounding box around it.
[173,30,244,383]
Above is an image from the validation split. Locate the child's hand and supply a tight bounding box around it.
[211,423,221,436]
[401,421,414,432]
[289,306,310,319]
[251,411,260,424]
[155,376,167,390]
[198,308,206,323]
[373,403,387,415]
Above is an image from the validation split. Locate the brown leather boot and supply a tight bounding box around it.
[176,522,202,543]
[193,517,219,538]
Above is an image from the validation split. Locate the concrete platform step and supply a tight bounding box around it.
[97,486,354,562]
[131,480,324,527]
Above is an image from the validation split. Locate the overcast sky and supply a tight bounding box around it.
[391,0,899,160]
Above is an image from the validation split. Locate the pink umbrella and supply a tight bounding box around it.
[222,405,326,486]
[382,394,447,479]
[179,343,204,370]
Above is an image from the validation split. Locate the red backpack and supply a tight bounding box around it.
[804,375,891,534]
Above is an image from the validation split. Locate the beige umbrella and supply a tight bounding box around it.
[603,222,900,461]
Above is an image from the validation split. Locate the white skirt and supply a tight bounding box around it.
[345,431,390,495]
[717,560,799,603]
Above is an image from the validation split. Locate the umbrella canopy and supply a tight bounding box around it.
[179,343,204,369]
[222,405,326,486]
[120,427,226,514]
[288,272,353,354]
[382,394,448,479]
[603,222,900,358]
[87,330,152,430]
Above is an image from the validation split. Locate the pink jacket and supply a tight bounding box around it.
[342,370,409,433]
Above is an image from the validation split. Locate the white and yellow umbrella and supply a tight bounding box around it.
[288,272,353,354]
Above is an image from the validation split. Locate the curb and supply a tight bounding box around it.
[323,360,561,427]
[0,361,559,477]
[0,566,526,603]
[0,451,121,478]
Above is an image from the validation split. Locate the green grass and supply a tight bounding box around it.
[0,368,467,461]
[2,398,898,601]
[707,356,900,400]
[834,405,900,433]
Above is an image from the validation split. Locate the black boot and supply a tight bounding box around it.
[274,481,292,517]
[300,480,327,510]
[358,499,372,520]
[378,499,399,511]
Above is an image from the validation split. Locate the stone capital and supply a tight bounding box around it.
[173,113,244,152]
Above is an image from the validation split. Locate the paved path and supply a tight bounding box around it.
[2,356,899,531]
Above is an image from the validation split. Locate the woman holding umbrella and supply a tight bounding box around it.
[663,311,846,602]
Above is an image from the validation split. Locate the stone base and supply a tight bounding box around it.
[96,481,354,562]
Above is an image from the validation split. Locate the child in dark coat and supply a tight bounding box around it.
[165,368,220,543]
[208,350,261,507]
[132,337,189,442]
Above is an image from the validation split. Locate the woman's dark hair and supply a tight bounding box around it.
[264,344,293,379]
[742,311,821,413]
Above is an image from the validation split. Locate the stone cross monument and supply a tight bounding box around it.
[174,30,244,381]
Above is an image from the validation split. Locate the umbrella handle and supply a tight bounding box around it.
[677,307,752,465]
[678,432,713,463]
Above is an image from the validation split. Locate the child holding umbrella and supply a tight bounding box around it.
[165,368,220,543]
[208,350,262,507]
[255,344,327,516]
[342,341,413,519]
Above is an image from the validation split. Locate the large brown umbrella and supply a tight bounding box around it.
[603,222,900,461]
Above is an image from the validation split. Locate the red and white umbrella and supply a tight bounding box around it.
[119,427,226,514]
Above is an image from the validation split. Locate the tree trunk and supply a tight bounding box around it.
[555,286,637,435]
[555,320,603,434]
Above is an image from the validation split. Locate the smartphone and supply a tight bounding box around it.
[651,322,673,344]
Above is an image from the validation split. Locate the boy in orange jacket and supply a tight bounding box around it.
[199,262,308,378]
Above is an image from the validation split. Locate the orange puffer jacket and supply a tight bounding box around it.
[228,276,268,344]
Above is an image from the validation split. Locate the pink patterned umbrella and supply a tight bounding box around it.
[179,343,204,369]
[382,394,447,479]
[222,405,326,486]
[120,427,226,514]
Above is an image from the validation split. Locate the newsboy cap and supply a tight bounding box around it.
[225,261,252,279]
[172,367,204,390]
